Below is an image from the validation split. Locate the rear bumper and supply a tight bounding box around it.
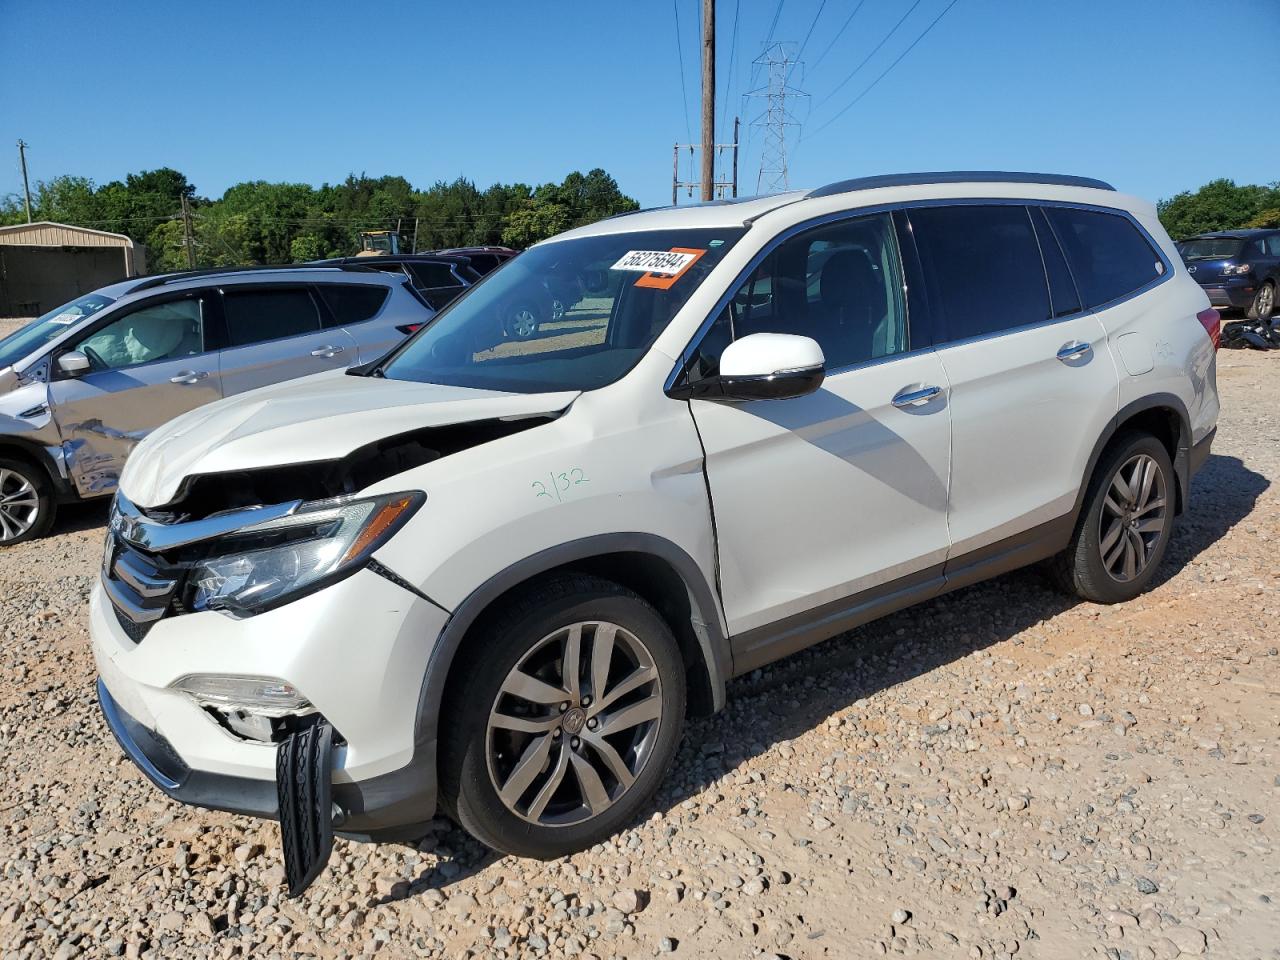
[98,678,438,840]
[1199,282,1254,310]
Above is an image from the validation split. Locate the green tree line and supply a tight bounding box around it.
[1156,178,1280,239]
[0,168,640,272]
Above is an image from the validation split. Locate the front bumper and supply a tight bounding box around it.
[92,565,449,839]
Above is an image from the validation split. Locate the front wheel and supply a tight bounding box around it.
[0,458,56,546]
[1049,432,1175,604]
[503,302,541,340]
[1247,280,1275,322]
[441,576,685,859]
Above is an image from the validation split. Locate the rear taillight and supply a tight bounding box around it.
[1197,307,1221,350]
[396,323,424,335]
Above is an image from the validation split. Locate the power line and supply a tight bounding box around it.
[809,0,867,74]
[673,0,694,143]
[794,0,826,64]
[747,0,788,93]
[718,0,741,141]
[813,0,925,110]
[805,0,963,141]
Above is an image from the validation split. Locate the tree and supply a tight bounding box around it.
[502,196,572,248]
[1158,179,1280,239]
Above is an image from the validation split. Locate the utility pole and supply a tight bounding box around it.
[700,0,715,201]
[746,42,808,193]
[16,140,33,223]
[180,194,196,269]
[732,116,739,198]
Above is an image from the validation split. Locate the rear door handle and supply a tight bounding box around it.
[891,384,942,408]
[1056,341,1092,362]
[310,345,345,358]
[169,370,209,385]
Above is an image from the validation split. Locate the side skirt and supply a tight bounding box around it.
[730,514,1074,677]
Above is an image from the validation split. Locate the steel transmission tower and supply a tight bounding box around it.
[746,42,808,194]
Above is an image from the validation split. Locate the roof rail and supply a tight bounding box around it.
[126,262,375,294]
[806,171,1116,200]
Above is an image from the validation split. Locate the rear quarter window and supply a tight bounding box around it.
[317,284,390,327]
[1043,207,1165,308]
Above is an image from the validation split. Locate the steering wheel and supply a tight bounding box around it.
[81,346,107,371]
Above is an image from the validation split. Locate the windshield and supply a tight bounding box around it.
[0,292,115,370]
[381,227,746,393]
[1180,237,1243,260]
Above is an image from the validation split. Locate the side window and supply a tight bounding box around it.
[908,205,1051,342]
[77,297,205,371]
[1043,207,1164,308]
[1245,238,1265,259]
[222,287,321,346]
[1267,235,1280,257]
[1032,207,1082,318]
[409,262,463,290]
[688,212,908,378]
[316,284,390,328]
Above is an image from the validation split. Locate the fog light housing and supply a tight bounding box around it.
[172,675,313,717]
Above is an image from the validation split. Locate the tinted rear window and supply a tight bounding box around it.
[1179,237,1242,260]
[908,204,1051,342]
[223,288,321,346]
[1044,207,1164,308]
[317,284,389,327]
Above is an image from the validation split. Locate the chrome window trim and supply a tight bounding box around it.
[664,196,1174,393]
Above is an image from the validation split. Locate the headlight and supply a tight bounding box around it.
[189,491,422,616]
[1222,263,1251,276]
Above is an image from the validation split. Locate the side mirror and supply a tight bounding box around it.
[712,333,825,401]
[57,351,91,377]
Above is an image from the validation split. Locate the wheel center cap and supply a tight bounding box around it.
[562,707,587,734]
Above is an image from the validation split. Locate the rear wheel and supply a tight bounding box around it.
[0,458,56,546]
[1247,280,1275,322]
[1049,432,1175,604]
[441,576,685,858]
[503,302,541,340]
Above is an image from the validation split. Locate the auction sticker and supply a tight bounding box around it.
[49,312,82,325]
[612,250,700,275]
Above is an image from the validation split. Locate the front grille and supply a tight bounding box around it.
[102,535,182,644]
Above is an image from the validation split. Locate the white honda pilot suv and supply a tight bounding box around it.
[90,172,1220,895]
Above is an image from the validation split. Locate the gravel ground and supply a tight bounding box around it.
[1,347,1277,960]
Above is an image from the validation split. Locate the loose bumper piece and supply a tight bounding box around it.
[276,721,337,898]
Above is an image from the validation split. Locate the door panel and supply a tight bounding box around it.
[681,211,952,652]
[693,352,952,644]
[217,327,358,397]
[49,295,221,496]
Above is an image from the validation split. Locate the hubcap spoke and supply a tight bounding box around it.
[562,624,582,701]
[502,669,569,706]
[1103,493,1126,518]
[1134,517,1164,534]
[591,664,657,716]
[1133,497,1166,517]
[526,743,570,821]
[1099,518,1125,556]
[490,712,561,734]
[568,749,612,815]
[498,733,555,806]
[590,623,616,701]
[599,696,661,736]
[582,733,636,789]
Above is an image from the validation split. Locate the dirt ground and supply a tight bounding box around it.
[0,345,1277,960]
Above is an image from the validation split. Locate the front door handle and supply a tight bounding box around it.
[891,384,942,408]
[1056,341,1092,362]
[310,345,345,359]
[169,370,209,385]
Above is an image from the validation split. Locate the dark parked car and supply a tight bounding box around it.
[1179,229,1280,321]
[430,246,519,276]
[316,254,480,312]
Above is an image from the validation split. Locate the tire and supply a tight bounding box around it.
[0,457,56,546]
[1246,280,1275,322]
[1049,432,1175,604]
[440,575,686,859]
[503,301,541,340]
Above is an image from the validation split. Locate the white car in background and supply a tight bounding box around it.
[89,172,1219,895]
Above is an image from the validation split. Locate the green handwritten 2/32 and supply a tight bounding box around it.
[532,469,589,502]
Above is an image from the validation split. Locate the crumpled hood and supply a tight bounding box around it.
[119,370,579,508]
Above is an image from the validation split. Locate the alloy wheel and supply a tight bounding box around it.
[0,468,40,543]
[509,308,538,338]
[486,621,662,827]
[1256,283,1274,319]
[1099,453,1167,582]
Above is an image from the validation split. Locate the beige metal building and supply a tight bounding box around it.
[0,222,146,317]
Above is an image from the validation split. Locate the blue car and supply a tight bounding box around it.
[1178,229,1280,321]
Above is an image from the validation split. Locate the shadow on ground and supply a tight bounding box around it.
[375,453,1267,902]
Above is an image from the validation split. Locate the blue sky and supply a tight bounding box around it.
[2,0,1277,210]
